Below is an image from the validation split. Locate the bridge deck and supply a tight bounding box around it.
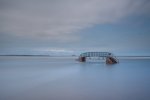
[80,52,111,57]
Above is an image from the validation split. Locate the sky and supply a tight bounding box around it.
[0,0,150,56]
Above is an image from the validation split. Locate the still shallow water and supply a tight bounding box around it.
[0,56,150,100]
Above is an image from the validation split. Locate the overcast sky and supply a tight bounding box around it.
[0,0,150,55]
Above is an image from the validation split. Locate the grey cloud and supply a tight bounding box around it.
[1,0,150,42]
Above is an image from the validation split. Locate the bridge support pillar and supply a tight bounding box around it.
[106,57,117,64]
[79,57,86,62]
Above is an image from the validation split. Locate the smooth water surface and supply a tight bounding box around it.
[0,56,150,100]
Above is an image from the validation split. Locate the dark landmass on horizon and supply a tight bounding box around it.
[0,55,77,57]
[0,55,150,57]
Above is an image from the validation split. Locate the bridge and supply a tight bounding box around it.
[78,52,118,64]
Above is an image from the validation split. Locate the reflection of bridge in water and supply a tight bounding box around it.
[78,52,118,64]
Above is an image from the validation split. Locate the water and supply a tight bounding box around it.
[0,56,150,100]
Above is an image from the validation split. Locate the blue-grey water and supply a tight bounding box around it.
[0,56,150,100]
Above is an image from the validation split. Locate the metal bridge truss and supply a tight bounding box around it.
[79,52,111,58]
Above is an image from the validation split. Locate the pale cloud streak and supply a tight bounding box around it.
[1,0,150,42]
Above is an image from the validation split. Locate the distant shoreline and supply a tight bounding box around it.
[0,55,150,57]
[0,55,51,56]
[0,55,150,58]
[0,55,77,57]
[117,56,150,59]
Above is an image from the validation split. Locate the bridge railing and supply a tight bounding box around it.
[79,52,111,57]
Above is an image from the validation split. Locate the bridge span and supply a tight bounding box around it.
[78,52,118,64]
